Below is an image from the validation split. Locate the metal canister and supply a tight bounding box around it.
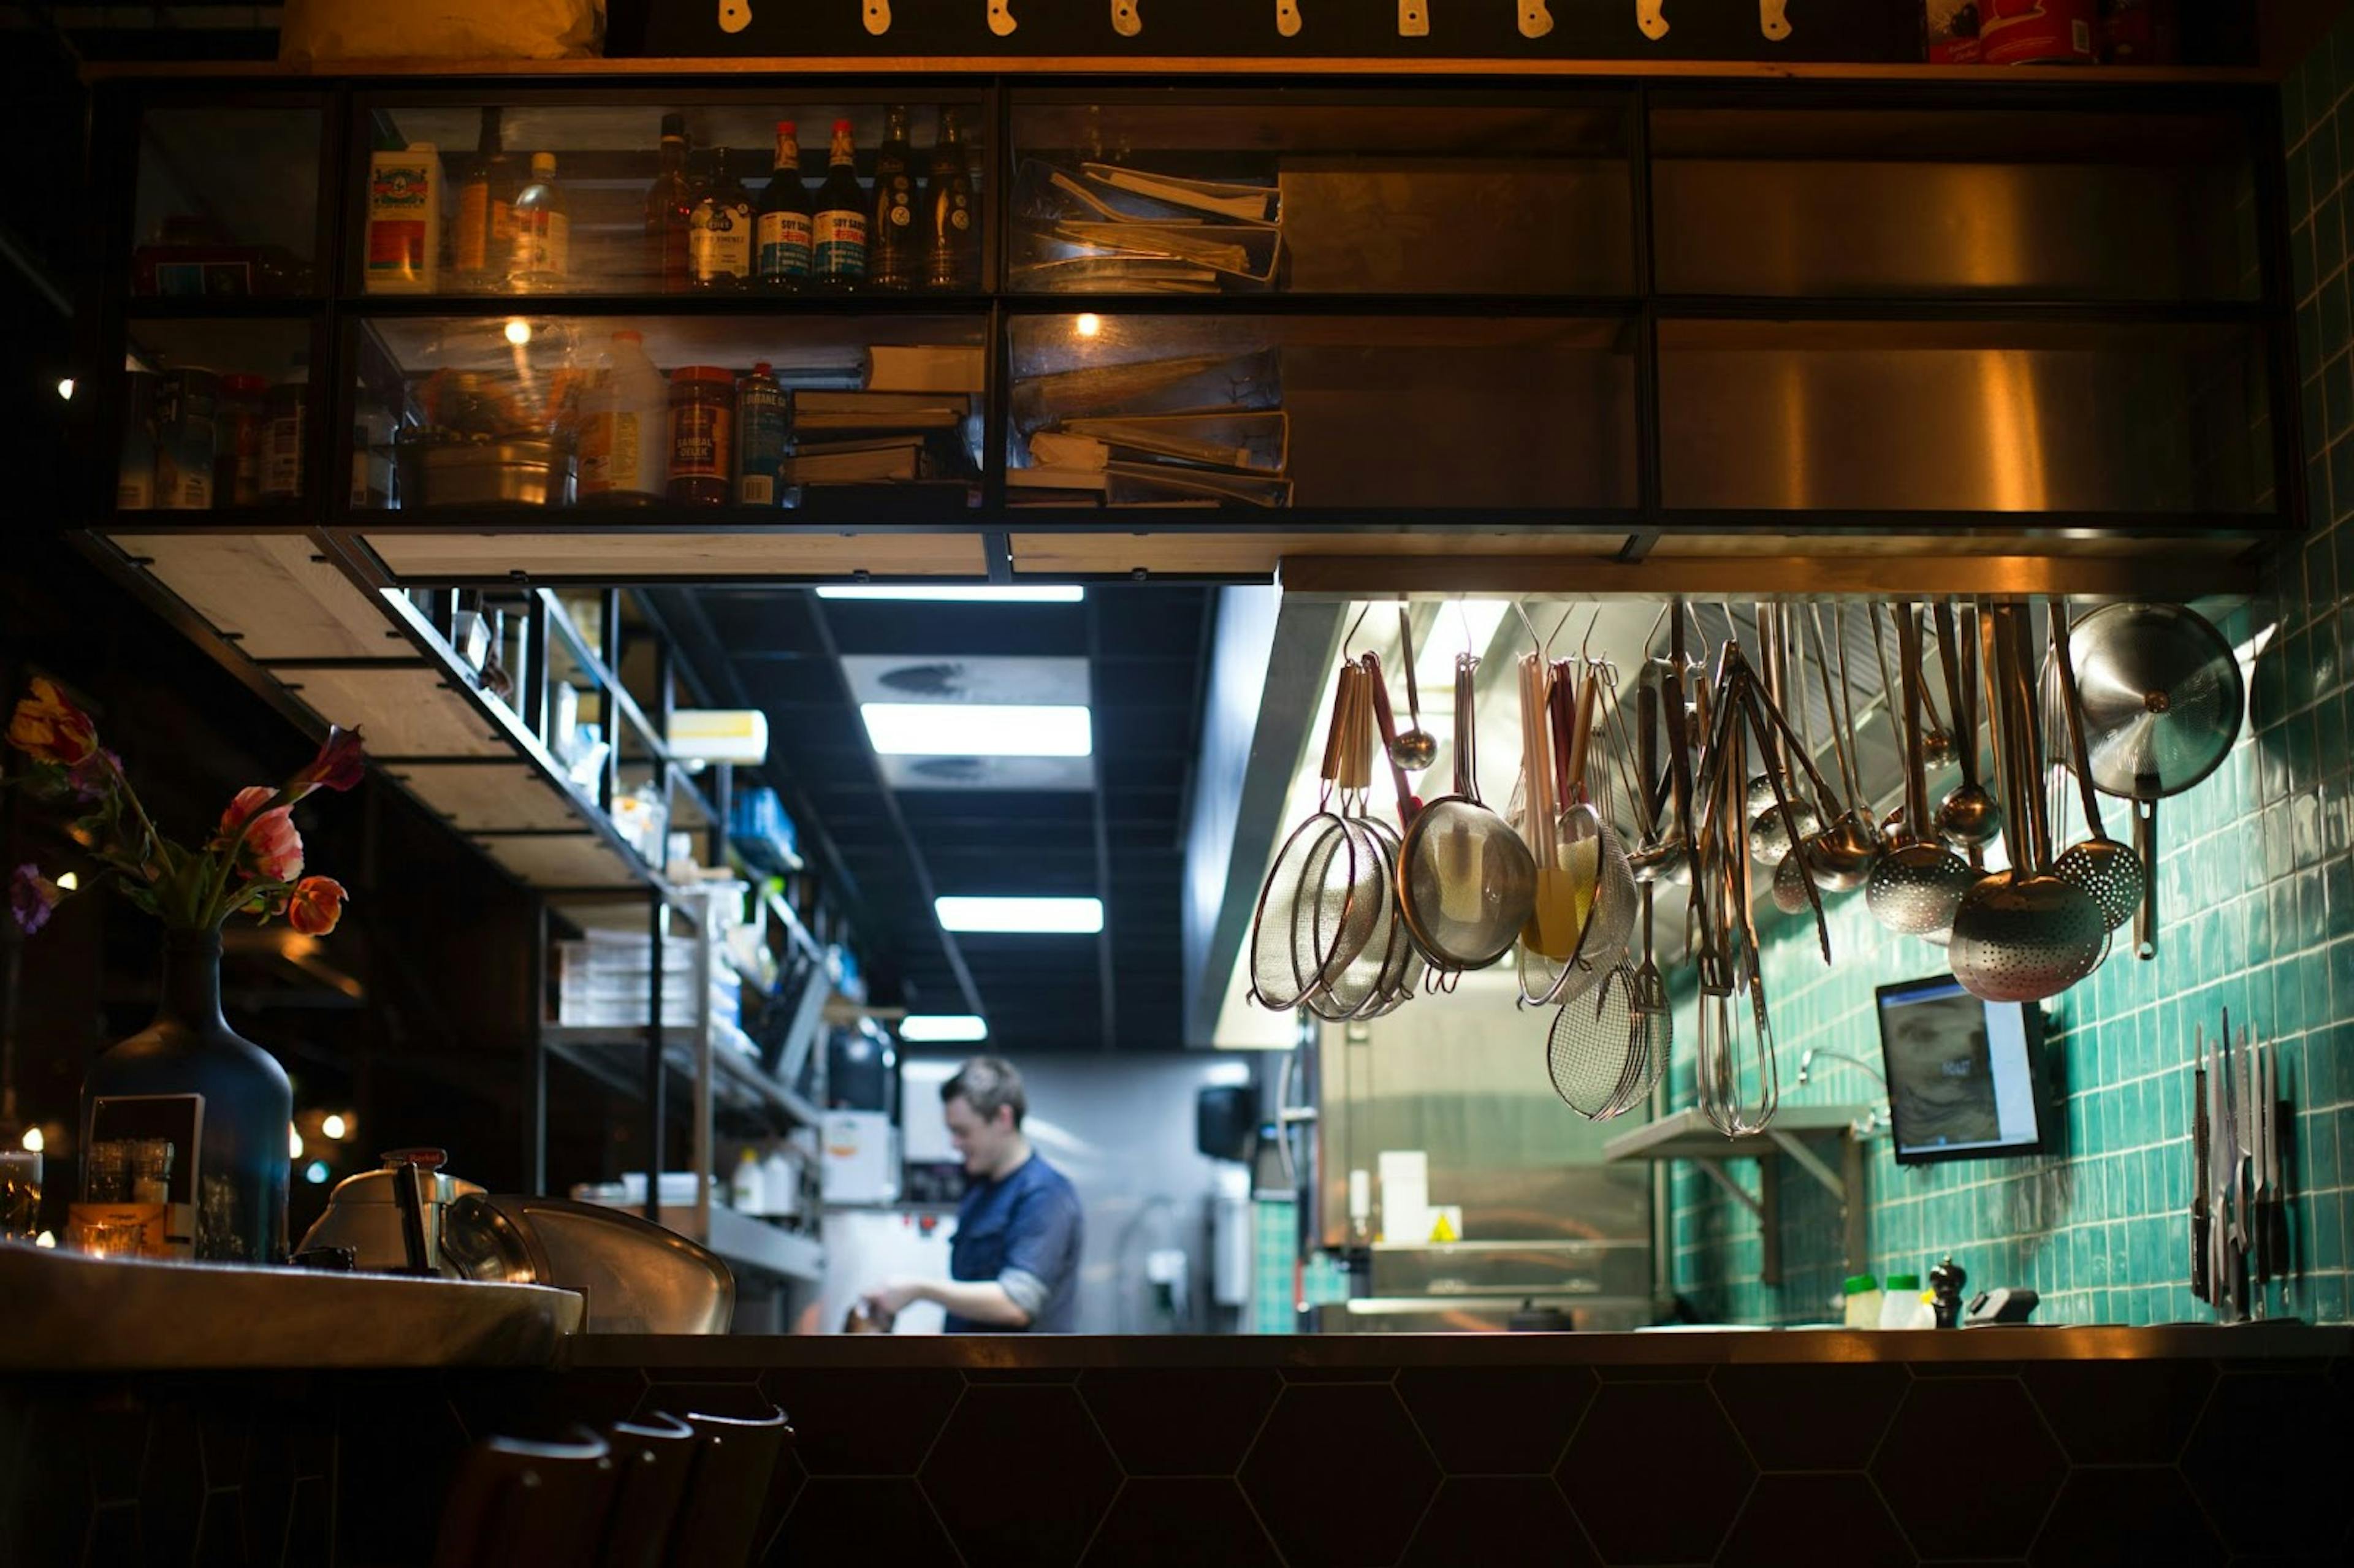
[117,371,161,510]
[154,368,222,511]
[734,362,789,506]
[1979,0,2097,64]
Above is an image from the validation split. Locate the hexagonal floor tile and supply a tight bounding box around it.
[1710,1362,1910,1471]
[2180,1369,2354,1558]
[1871,1379,2065,1560]
[1400,1477,1598,1568]
[758,1368,962,1475]
[1240,1383,1441,1568]
[921,1385,1122,1568]
[1395,1366,1597,1475]
[1718,1474,1913,1568]
[1556,1382,1754,1564]
[2019,1359,2215,1464]
[1078,1479,1284,1567]
[1079,1368,1280,1475]
[771,1477,961,1567]
[2028,1467,2223,1566]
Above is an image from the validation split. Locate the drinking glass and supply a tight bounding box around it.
[0,1149,39,1242]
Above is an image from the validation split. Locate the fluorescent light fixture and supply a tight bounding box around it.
[900,1014,989,1043]
[937,896,1103,934]
[862,703,1092,758]
[817,585,1084,604]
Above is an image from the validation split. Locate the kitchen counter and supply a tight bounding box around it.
[12,1322,2347,1566]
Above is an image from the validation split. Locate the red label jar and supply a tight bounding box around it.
[667,364,736,506]
[1979,0,2097,64]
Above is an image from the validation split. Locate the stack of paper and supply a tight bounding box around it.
[1012,159,1284,294]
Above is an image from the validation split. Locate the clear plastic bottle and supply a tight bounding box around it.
[1841,1273,1882,1329]
[577,330,668,506]
[730,1147,763,1211]
[509,152,569,291]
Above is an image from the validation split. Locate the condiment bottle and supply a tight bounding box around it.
[666,365,735,506]
[868,105,919,292]
[812,119,869,292]
[1842,1273,1883,1329]
[924,107,980,291]
[688,148,754,291]
[644,113,695,293]
[509,153,569,292]
[755,121,813,291]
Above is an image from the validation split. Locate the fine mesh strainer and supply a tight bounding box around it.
[2043,601,2145,933]
[1247,663,1381,1011]
[1865,601,1977,940]
[1542,662,1644,1116]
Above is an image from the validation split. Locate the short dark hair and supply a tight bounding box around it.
[942,1056,1026,1128]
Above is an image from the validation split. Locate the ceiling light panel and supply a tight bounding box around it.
[936,896,1105,934]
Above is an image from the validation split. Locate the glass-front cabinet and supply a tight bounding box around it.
[88,75,2295,538]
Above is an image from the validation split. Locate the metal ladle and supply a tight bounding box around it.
[1387,605,1438,773]
[1865,600,1977,939]
[2044,603,2145,933]
[1933,599,2003,852]
[1800,603,1881,892]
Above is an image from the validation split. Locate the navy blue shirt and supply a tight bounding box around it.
[945,1151,1083,1333]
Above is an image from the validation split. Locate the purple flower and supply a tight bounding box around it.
[10,864,64,935]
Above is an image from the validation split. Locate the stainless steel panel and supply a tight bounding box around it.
[1309,1298,1653,1333]
[1658,319,2271,514]
[1315,969,1652,1258]
[1370,1239,1651,1299]
[1653,159,2257,301]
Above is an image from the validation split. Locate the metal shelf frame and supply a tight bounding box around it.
[74,71,2303,585]
[1604,1105,1871,1287]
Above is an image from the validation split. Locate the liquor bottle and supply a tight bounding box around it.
[690,148,755,290]
[452,108,519,291]
[868,105,920,292]
[644,112,695,292]
[755,121,813,291]
[509,153,569,291]
[924,107,981,291]
[811,118,869,292]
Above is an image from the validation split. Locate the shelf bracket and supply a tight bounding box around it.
[1768,1128,1846,1203]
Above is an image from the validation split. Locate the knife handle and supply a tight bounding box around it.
[2192,1210,2211,1303]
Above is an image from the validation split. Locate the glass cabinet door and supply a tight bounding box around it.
[351,313,987,513]
[132,104,324,297]
[1008,94,1634,296]
[355,97,988,299]
[118,320,316,512]
[1007,312,1636,511]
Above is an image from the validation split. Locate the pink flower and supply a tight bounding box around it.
[285,876,346,936]
[10,864,65,935]
[217,786,278,837]
[240,807,303,884]
[288,726,365,799]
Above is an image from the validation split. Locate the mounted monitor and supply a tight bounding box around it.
[1874,975,2047,1165]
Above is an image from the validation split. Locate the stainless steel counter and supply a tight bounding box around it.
[0,1243,582,1370]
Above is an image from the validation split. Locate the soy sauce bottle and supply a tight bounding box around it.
[811,119,869,292]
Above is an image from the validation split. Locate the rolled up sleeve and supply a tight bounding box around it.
[996,1183,1081,1324]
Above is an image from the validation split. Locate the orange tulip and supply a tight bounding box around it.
[286,876,346,936]
[6,678,99,768]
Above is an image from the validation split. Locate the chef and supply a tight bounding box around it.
[860,1056,1083,1332]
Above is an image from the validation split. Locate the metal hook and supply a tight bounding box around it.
[1510,599,1542,655]
[1343,601,1371,658]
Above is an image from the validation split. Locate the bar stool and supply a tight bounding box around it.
[663,1406,793,1568]
[429,1431,615,1568]
[599,1412,697,1568]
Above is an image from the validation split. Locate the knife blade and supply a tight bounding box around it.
[2250,1036,2268,1316]
[2265,1037,2288,1296]
[2191,1027,2209,1305]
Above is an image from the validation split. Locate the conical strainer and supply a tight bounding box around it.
[2064,600,2243,961]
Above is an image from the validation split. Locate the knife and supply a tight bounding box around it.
[2191,1029,2209,1304]
[2265,1038,2289,1296]
[2250,1036,2268,1317]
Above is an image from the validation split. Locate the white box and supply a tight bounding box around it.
[821,1110,901,1205]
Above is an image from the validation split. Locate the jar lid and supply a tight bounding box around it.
[672,365,737,385]
[1884,1273,1921,1290]
[1843,1274,1879,1294]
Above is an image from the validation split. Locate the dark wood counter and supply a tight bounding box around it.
[10,1325,2350,1566]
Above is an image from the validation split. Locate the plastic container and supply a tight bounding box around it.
[364,143,440,294]
[667,364,736,504]
[579,330,669,504]
[1842,1274,1882,1330]
[729,1148,763,1211]
[1879,1273,1925,1330]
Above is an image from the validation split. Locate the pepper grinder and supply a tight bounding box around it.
[1928,1256,1967,1328]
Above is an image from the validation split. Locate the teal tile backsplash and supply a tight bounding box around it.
[1669,31,2354,1328]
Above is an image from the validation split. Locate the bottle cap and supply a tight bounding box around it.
[834,118,854,132]
[1884,1273,1921,1291]
[777,119,796,134]
[661,112,687,140]
[1843,1274,1879,1295]
[750,362,772,376]
[531,152,555,176]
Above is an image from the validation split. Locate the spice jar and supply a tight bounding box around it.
[667,365,736,506]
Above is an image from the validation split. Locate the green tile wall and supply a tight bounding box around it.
[1670,32,2354,1328]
